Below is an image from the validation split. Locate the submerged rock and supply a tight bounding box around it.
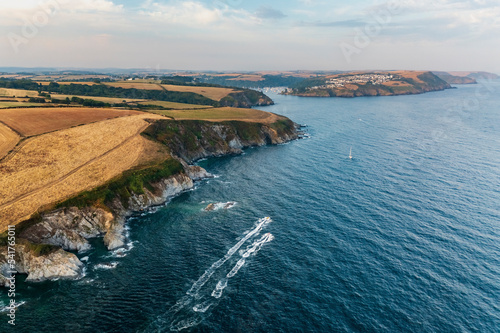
[204,202,237,211]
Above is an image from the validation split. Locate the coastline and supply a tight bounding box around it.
[0,118,299,284]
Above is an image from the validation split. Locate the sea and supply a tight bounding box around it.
[1,82,499,332]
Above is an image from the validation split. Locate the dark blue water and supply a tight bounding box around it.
[2,82,500,332]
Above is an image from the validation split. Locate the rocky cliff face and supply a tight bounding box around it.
[219,90,274,108]
[143,119,299,163]
[0,119,297,284]
[0,242,83,284]
[103,172,198,250]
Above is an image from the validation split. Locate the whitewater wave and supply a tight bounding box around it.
[203,201,237,212]
[94,262,118,270]
[148,217,274,332]
[0,301,26,313]
[187,217,271,296]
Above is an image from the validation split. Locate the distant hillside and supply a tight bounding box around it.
[446,71,499,80]
[197,74,307,88]
[433,72,477,85]
[284,71,451,98]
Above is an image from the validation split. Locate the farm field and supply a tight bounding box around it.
[49,93,145,104]
[146,107,281,123]
[0,101,281,228]
[137,100,213,109]
[0,102,41,108]
[37,81,99,86]
[0,88,40,98]
[0,114,166,228]
[161,84,236,100]
[105,82,237,100]
[0,107,144,136]
[0,122,20,159]
[105,82,164,90]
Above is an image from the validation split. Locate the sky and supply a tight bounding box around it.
[0,0,498,72]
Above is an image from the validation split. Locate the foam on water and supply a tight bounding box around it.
[0,301,26,313]
[203,201,237,212]
[149,217,274,332]
[94,262,119,270]
[226,258,246,279]
[186,217,271,296]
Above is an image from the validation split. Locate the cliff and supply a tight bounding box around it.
[142,118,298,163]
[219,89,274,108]
[0,118,298,283]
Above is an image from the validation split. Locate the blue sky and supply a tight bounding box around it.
[0,0,498,72]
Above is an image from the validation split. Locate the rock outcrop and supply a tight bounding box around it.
[143,119,298,163]
[219,90,274,108]
[19,207,114,252]
[0,243,83,283]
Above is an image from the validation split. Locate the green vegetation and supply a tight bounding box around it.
[287,72,451,97]
[0,78,275,108]
[56,159,184,210]
[28,97,47,103]
[143,118,296,162]
[290,77,328,92]
[199,74,306,88]
[11,212,43,239]
[0,102,42,108]
[0,79,218,106]
[26,242,59,257]
[137,101,213,110]
[220,89,273,107]
[269,118,295,133]
[0,228,58,256]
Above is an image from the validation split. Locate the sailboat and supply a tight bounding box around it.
[349,147,353,159]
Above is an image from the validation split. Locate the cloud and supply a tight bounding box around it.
[0,0,123,12]
[255,6,287,20]
[296,19,364,28]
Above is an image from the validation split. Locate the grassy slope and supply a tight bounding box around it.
[56,158,184,210]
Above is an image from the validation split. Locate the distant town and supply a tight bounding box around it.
[311,73,396,90]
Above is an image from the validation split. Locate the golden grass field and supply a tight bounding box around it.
[227,75,264,82]
[0,102,281,230]
[0,102,42,108]
[146,107,281,123]
[0,114,166,230]
[105,82,237,100]
[0,107,143,136]
[49,93,144,104]
[105,82,164,90]
[391,71,426,83]
[0,122,20,159]
[0,88,40,98]
[137,101,213,109]
[161,84,236,101]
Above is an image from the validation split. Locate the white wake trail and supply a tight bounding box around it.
[163,217,274,332]
[186,217,272,296]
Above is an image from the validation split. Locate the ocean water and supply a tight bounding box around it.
[2,82,499,332]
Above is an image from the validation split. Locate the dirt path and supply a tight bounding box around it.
[0,123,149,211]
[0,122,20,159]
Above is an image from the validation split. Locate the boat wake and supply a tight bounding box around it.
[147,217,274,332]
